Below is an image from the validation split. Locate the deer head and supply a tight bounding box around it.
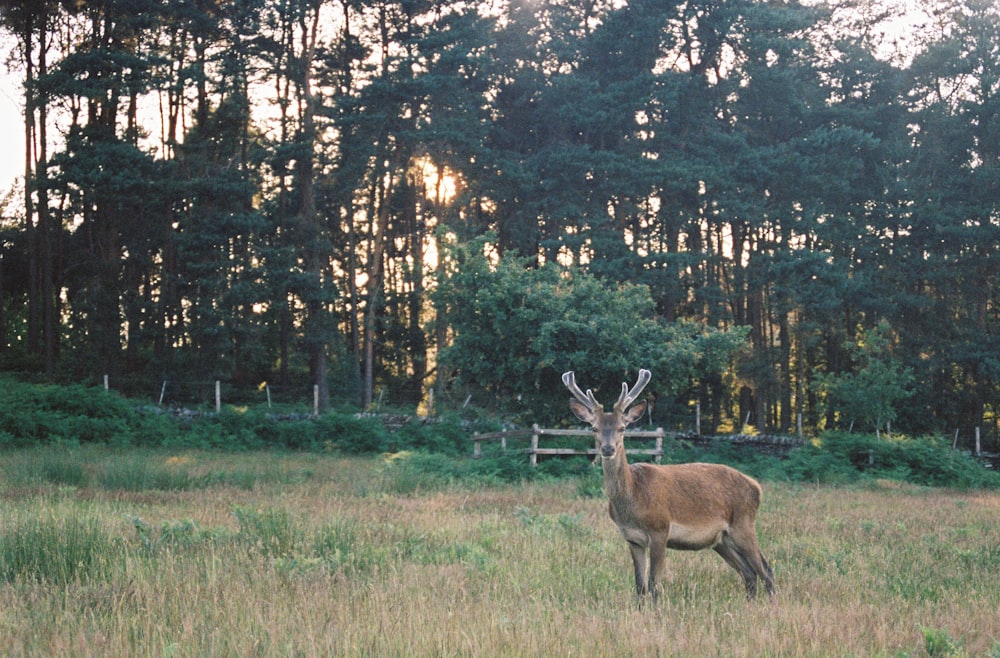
[562,369,651,458]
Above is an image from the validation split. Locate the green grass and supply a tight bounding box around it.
[2,447,1000,656]
[0,510,120,585]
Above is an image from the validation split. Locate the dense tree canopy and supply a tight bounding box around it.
[0,0,996,443]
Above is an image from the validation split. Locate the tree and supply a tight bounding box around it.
[434,238,748,426]
[893,0,1000,439]
[0,0,61,373]
[815,321,914,436]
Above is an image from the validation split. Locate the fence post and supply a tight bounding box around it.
[695,402,701,436]
[655,428,663,463]
[313,385,320,418]
[103,374,109,391]
[976,427,981,456]
[530,424,540,467]
[473,432,481,459]
[215,381,221,413]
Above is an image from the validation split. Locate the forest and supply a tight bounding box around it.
[0,0,997,444]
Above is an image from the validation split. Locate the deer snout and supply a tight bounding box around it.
[600,443,617,457]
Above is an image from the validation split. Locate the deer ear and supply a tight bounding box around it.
[622,400,647,425]
[569,399,596,424]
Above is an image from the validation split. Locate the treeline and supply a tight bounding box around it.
[0,0,997,443]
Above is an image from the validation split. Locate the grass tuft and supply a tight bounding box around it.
[0,513,120,585]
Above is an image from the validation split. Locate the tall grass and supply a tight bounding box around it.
[0,510,120,585]
[2,448,1000,657]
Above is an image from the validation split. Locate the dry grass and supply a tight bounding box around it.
[1,448,999,657]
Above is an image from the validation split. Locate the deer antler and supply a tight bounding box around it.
[615,369,651,411]
[561,371,601,414]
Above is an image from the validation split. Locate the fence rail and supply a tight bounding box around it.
[472,424,664,466]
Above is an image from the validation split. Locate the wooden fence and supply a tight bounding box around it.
[472,424,665,466]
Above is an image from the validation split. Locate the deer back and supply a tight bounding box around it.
[621,462,763,531]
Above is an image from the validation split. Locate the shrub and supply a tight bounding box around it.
[315,413,388,453]
[0,378,138,446]
[774,433,1000,489]
[464,451,538,484]
[388,415,469,456]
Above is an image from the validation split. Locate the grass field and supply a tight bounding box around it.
[1,446,998,657]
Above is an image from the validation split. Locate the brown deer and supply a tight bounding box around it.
[563,369,775,602]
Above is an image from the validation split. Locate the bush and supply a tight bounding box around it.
[0,378,149,446]
[387,416,469,456]
[315,413,387,453]
[768,442,861,485]
[769,433,1000,489]
[1,377,997,491]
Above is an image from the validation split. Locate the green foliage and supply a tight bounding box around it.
[311,519,363,573]
[11,449,89,488]
[768,433,1000,489]
[573,466,606,498]
[645,431,1000,490]
[128,516,228,552]
[314,413,389,454]
[3,0,999,447]
[378,449,544,490]
[0,378,137,446]
[435,243,748,424]
[815,322,915,434]
[0,377,997,490]
[379,451,460,494]
[0,376,393,452]
[234,506,300,558]
[922,627,963,658]
[768,444,862,486]
[0,514,120,585]
[463,451,539,484]
[385,415,470,456]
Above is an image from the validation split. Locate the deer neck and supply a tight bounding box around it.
[601,449,634,504]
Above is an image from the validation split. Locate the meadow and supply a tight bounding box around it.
[1,446,998,657]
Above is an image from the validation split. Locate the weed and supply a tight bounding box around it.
[233,506,299,558]
[922,627,964,657]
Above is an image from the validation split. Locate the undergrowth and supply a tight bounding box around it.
[0,376,997,490]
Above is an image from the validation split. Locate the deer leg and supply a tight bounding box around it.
[728,524,775,598]
[627,541,650,599]
[646,533,668,603]
[713,537,759,598]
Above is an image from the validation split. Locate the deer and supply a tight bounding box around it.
[562,369,775,603]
